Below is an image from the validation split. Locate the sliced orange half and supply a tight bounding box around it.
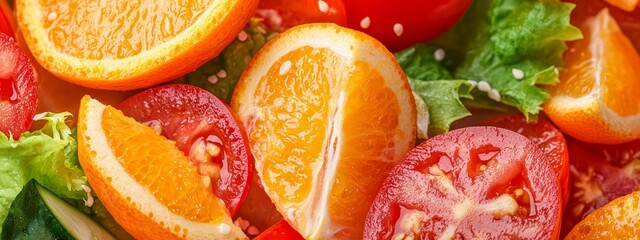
[544,9,640,144]
[566,190,640,239]
[604,0,639,12]
[16,0,258,90]
[77,96,246,239]
[231,23,416,239]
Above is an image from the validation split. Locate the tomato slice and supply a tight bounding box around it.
[484,115,570,206]
[254,220,303,240]
[117,84,253,216]
[562,138,640,235]
[365,127,562,239]
[342,0,472,51]
[255,0,347,32]
[0,33,37,138]
[0,7,12,38]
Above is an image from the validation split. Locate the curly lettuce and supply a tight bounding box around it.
[398,0,582,136]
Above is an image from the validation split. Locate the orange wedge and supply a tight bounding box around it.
[231,23,416,239]
[544,9,640,144]
[16,0,258,90]
[77,96,246,239]
[604,0,639,12]
[565,191,640,239]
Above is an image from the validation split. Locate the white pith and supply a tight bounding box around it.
[233,24,415,238]
[81,98,246,240]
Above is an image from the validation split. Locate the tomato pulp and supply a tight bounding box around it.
[118,84,253,216]
[365,127,562,239]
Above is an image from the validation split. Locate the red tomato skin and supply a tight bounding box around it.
[343,0,472,51]
[254,220,304,240]
[256,0,347,32]
[0,33,37,139]
[117,84,253,216]
[485,115,570,206]
[365,127,562,239]
[562,138,640,235]
[0,8,12,38]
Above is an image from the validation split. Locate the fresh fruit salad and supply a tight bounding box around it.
[1,0,640,239]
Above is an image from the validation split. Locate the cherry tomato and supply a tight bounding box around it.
[365,127,562,239]
[0,6,12,38]
[342,0,472,51]
[0,33,37,139]
[562,138,640,235]
[484,115,570,206]
[565,0,640,50]
[254,220,303,240]
[255,0,347,32]
[117,84,253,216]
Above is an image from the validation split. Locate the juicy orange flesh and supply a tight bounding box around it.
[101,106,226,222]
[554,10,640,116]
[327,61,400,238]
[604,0,639,11]
[251,46,341,204]
[41,0,214,59]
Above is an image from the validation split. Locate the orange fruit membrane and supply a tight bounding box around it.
[604,0,639,12]
[77,96,246,239]
[231,23,416,239]
[565,190,640,239]
[16,0,258,90]
[544,9,640,144]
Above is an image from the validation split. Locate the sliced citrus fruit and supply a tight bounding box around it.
[604,0,639,12]
[231,23,416,239]
[77,96,246,239]
[565,190,640,239]
[544,9,640,144]
[16,0,258,90]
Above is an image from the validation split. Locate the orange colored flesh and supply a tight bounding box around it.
[604,0,639,12]
[41,0,214,60]
[251,46,336,205]
[566,191,640,239]
[100,106,226,223]
[327,61,401,238]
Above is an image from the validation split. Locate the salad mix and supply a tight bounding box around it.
[0,0,639,239]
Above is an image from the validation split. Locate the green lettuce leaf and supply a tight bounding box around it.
[0,112,87,232]
[397,0,582,135]
[186,18,277,102]
[411,80,473,136]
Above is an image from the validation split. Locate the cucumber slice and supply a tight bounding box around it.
[2,179,116,240]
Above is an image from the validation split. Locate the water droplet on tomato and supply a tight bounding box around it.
[0,76,18,103]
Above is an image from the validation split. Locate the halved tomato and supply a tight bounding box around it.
[0,7,12,37]
[562,138,640,235]
[117,84,253,216]
[365,127,562,239]
[485,115,570,205]
[0,33,37,139]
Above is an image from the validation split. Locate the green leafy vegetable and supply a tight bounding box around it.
[397,0,582,136]
[0,112,87,232]
[186,18,278,102]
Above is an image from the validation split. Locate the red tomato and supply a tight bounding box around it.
[0,7,12,37]
[254,220,303,240]
[484,115,570,206]
[565,0,640,50]
[342,0,472,51]
[255,0,347,32]
[235,172,284,232]
[0,33,37,139]
[365,127,562,239]
[117,84,253,216]
[562,138,640,235]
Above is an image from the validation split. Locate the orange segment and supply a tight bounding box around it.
[16,0,258,90]
[565,191,640,239]
[231,23,416,239]
[544,9,640,144]
[604,0,639,12]
[78,96,246,239]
